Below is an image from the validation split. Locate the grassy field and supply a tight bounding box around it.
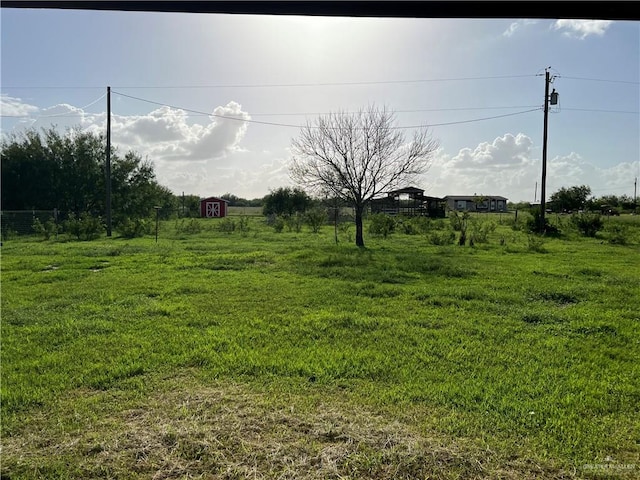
[1,212,639,479]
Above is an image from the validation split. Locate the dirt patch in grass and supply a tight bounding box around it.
[1,376,587,480]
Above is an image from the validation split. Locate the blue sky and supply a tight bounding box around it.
[1,8,638,202]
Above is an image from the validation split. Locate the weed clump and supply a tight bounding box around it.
[368,213,396,238]
[570,212,603,237]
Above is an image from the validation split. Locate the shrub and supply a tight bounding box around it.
[368,213,396,238]
[63,212,104,241]
[527,234,547,253]
[605,223,630,245]
[398,216,430,235]
[525,208,560,235]
[570,213,603,237]
[429,230,455,245]
[430,218,448,230]
[272,216,285,233]
[305,208,327,233]
[284,213,303,233]
[32,217,57,240]
[338,222,353,243]
[174,218,202,234]
[1,227,17,241]
[218,218,236,233]
[449,211,469,232]
[449,211,470,245]
[119,217,152,238]
[469,220,496,244]
[237,216,250,235]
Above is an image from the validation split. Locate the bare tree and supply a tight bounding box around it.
[290,105,439,247]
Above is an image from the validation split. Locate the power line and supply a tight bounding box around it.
[111,90,542,129]
[112,74,538,89]
[0,74,539,91]
[250,106,542,116]
[561,76,640,85]
[398,108,541,128]
[562,107,639,114]
[0,93,107,120]
[112,91,303,128]
[0,105,545,119]
[3,74,637,91]
[5,105,639,120]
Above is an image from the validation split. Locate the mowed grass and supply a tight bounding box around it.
[1,214,639,479]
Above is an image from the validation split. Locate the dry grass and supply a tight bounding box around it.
[1,374,592,480]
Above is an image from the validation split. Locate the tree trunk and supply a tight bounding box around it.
[355,205,365,247]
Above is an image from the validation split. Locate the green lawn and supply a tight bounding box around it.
[2,213,639,479]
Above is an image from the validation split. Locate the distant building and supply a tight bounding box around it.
[444,195,508,212]
[370,186,446,218]
[200,196,229,218]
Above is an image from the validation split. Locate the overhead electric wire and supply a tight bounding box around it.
[561,76,639,85]
[111,90,306,128]
[417,108,542,128]
[1,74,538,91]
[39,92,107,118]
[562,107,639,114]
[250,106,542,117]
[3,74,637,90]
[0,92,107,120]
[111,74,538,89]
[0,104,544,119]
[111,90,542,129]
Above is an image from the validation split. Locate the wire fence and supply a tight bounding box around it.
[1,210,59,238]
[0,206,360,241]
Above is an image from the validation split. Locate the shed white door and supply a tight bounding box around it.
[206,202,220,217]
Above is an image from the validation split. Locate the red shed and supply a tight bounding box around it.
[200,196,229,218]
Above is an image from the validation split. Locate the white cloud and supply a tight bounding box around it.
[546,153,638,196]
[502,19,538,37]
[0,94,39,117]
[109,101,250,165]
[421,134,638,203]
[552,20,613,39]
[189,102,251,161]
[449,133,534,168]
[2,98,257,197]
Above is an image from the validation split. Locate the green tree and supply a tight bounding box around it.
[1,129,54,210]
[176,194,202,217]
[1,127,104,214]
[1,126,173,229]
[586,194,635,213]
[549,185,591,213]
[262,187,312,216]
[110,151,175,224]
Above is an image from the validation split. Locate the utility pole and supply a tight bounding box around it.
[539,68,558,232]
[106,86,112,237]
[635,177,637,213]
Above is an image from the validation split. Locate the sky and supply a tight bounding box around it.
[1,7,639,203]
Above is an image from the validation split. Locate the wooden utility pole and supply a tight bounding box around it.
[540,70,550,232]
[539,68,558,232]
[106,86,112,237]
